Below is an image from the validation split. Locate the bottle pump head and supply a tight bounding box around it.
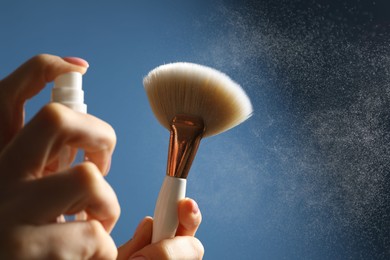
[52,72,87,113]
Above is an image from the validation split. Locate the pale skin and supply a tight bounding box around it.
[0,54,204,259]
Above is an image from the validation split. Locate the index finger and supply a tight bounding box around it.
[0,54,88,149]
[1,54,88,104]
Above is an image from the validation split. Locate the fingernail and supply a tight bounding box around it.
[192,199,200,214]
[62,57,89,68]
[130,256,146,260]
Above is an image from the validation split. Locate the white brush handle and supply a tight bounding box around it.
[152,176,186,243]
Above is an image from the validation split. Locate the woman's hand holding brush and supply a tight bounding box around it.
[117,198,204,260]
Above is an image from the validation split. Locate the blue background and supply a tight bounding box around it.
[1,1,389,259]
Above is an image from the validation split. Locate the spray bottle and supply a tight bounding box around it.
[51,72,87,220]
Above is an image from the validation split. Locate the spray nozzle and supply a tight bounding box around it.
[52,72,87,113]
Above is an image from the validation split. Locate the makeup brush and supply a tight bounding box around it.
[143,62,253,243]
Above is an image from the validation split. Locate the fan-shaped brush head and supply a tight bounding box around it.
[143,62,253,138]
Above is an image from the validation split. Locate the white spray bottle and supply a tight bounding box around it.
[52,72,87,169]
[51,72,87,220]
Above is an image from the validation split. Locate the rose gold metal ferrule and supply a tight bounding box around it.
[167,114,205,179]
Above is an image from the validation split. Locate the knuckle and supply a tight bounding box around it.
[76,220,102,259]
[74,162,120,220]
[1,228,38,259]
[156,237,205,260]
[86,219,105,239]
[29,54,71,83]
[74,162,101,190]
[30,54,53,67]
[36,103,68,133]
[96,120,117,152]
[107,124,117,148]
[109,194,121,220]
[156,240,175,260]
[85,220,118,259]
[192,237,205,259]
[29,54,57,77]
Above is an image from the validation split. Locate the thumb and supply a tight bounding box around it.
[117,217,153,260]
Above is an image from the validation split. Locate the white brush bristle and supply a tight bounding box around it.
[143,62,253,137]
